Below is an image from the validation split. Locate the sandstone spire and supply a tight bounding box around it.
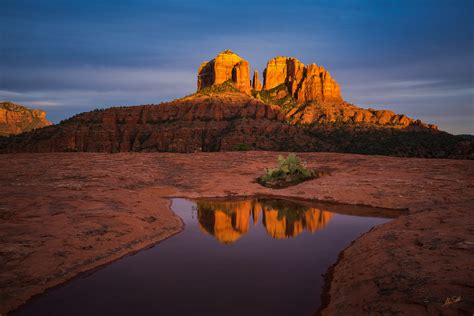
[262,56,288,90]
[197,50,251,94]
[262,57,342,103]
[252,70,262,91]
[232,60,251,94]
[198,52,342,102]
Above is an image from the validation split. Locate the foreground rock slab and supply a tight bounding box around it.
[0,152,473,315]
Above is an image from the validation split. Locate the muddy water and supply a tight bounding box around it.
[14,198,398,316]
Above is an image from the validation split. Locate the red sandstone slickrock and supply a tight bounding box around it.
[0,152,473,315]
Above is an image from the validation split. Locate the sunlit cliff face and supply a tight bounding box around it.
[196,199,333,244]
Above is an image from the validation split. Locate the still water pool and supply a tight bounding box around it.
[15,198,398,316]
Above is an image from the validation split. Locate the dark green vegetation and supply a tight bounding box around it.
[254,83,296,111]
[306,126,473,158]
[234,143,252,151]
[197,80,240,95]
[257,154,318,189]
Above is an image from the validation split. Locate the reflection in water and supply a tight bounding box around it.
[14,198,395,316]
[197,199,333,243]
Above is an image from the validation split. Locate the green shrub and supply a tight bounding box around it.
[258,153,315,188]
[198,80,240,95]
[234,143,252,151]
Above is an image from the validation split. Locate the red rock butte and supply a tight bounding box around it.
[198,50,251,94]
[262,56,342,103]
[198,50,342,103]
[1,50,472,158]
[196,50,436,127]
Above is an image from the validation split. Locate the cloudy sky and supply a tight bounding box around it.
[1,0,473,134]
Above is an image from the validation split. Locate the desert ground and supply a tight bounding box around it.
[1,152,473,315]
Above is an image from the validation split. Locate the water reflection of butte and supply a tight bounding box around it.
[262,206,333,239]
[196,200,333,244]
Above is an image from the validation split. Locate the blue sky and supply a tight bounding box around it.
[1,0,473,134]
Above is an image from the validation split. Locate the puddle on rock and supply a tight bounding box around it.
[14,198,400,316]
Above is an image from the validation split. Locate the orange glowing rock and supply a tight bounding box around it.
[0,102,51,136]
[262,57,342,103]
[252,70,262,91]
[197,50,251,94]
[196,199,335,243]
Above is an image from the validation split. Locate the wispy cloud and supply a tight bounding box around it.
[27,101,61,107]
[1,66,195,93]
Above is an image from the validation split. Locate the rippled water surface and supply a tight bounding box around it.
[15,198,398,316]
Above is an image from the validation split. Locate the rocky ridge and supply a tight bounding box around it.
[0,91,471,158]
[0,51,471,158]
[0,93,293,153]
[197,51,436,129]
[0,102,51,136]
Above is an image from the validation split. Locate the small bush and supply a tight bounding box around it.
[198,80,240,95]
[257,153,316,188]
[234,143,252,151]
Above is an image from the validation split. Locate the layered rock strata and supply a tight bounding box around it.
[198,50,251,94]
[0,92,470,158]
[0,102,51,136]
[197,52,343,107]
[1,51,471,157]
[284,101,437,128]
[262,56,342,103]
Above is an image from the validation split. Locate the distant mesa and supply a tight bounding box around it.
[0,50,472,158]
[0,101,51,137]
